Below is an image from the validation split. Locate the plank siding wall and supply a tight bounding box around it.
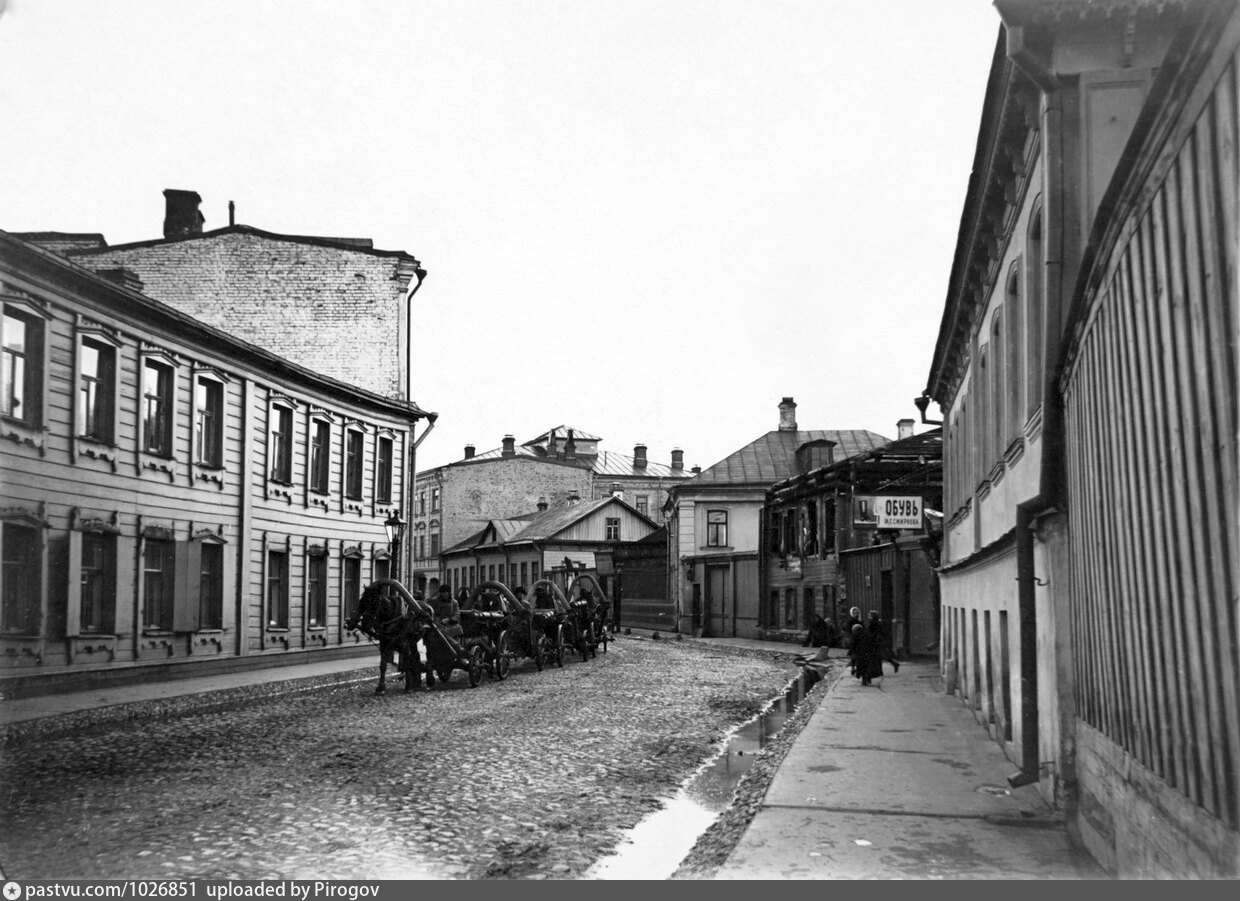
[0,253,417,677]
[1062,37,1240,829]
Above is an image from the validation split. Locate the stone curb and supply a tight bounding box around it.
[671,663,844,879]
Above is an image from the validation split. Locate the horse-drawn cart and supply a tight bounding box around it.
[567,573,611,656]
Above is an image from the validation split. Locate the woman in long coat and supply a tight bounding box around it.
[850,624,883,686]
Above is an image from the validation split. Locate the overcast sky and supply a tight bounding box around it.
[0,0,999,473]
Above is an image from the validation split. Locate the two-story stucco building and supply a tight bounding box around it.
[665,398,888,639]
[925,0,1238,877]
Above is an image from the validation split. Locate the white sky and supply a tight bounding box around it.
[0,0,999,473]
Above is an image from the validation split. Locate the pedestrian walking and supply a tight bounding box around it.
[844,607,863,676]
[867,610,900,673]
[850,624,882,686]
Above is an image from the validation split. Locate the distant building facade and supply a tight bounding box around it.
[411,427,689,591]
[439,496,659,597]
[763,422,942,651]
[665,398,888,639]
[0,231,431,690]
[925,0,1238,877]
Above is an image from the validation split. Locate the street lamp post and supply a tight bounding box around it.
[384,512,407,584]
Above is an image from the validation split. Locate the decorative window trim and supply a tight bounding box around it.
[137,351,179,475]
[71,508,121,535]
[342,544,365,559]
[191,363,232,384]
[262,533,292,641]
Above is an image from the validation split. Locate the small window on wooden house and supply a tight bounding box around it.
[80,532,116,634]
[194,377,224,467]
[269,405,294,482]
[142,359,175,457]
[2,306,44,427]
[79,338,116,443]
[310,419,331,493]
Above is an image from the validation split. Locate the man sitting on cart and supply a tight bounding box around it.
[431,583,464,640]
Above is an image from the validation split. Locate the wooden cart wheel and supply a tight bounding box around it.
[468,646,486,687]
[494,631,511,680]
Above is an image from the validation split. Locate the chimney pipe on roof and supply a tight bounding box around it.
[464,444,475,460]
[633,444,647,470]
[897,418,915,441]
[567,490,581,505]
[163,189,204,239]
[501,435,515,457]
[778,397,798,431]
[228,200,235,227]
[537,496,548,512]
[671,448,684,471]
[691,465,702,475]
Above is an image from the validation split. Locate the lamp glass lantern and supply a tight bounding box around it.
[384,512,407,546]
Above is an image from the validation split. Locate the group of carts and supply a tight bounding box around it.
[349,575,612,691]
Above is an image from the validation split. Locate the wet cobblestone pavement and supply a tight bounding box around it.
[0,639,795,880]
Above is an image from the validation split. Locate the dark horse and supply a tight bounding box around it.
[344,579,430,693]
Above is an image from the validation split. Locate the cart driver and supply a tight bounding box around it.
[533,583,557,611]
[432,583,463,639]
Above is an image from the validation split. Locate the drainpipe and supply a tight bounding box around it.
[404,266,432,589]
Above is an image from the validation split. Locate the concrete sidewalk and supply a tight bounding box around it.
[713,658,1107,879]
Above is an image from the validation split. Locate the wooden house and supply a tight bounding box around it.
[763,424,943,653]
[438,496,659,597]
[0,230,433,692]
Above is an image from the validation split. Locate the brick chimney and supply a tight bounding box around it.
[537,496,548,512]
[897,418,915,441]
[501,435,515,457]
[464,444,475,460]
[163,189,204,239]
[778,397,798,431]
[567,490,581,505]
[633,444,647,470]
[564,430,577,460]
[691,465,702,474]
[548,430,559,457]
[671,448,684,471]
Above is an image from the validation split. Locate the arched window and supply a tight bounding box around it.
[1026,205,1044,418]
[1005,264,1023,444]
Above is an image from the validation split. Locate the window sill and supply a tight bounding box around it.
[1,418,47,454]
[699,546,735,551]
[142,629,174,637]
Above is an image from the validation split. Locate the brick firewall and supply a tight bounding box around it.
[79,232,406,397]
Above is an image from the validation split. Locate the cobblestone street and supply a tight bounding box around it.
[0,639,796,880]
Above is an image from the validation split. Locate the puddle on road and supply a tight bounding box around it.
[588,670,813,880]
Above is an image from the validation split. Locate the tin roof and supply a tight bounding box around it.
[685,430,890,487]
